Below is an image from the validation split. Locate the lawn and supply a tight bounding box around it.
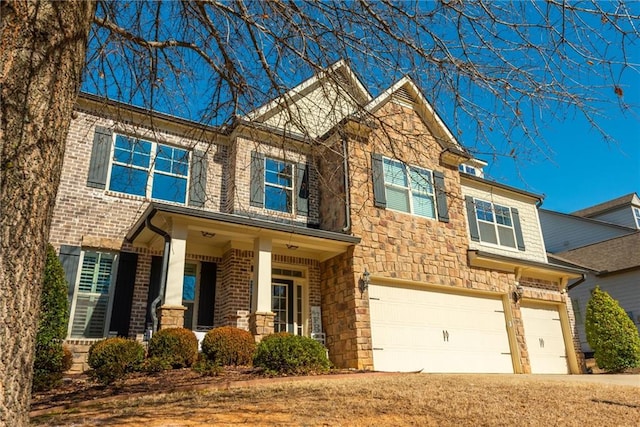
[31,373,640,426]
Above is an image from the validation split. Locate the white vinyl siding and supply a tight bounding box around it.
[68,251,117,338]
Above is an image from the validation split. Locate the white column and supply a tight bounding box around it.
[252,237,272,313]
[164,221,188,306]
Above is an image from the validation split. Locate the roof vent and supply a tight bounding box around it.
[393,87,414,107]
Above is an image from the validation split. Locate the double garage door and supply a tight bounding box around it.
[369,284,569,374]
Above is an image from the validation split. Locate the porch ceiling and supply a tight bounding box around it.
[126,203,360,262]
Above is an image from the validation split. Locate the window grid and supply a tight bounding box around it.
[264,157,294,213]
[109,134,190,204]
[634,207,640,228]
[383,157,435,218]
[475,199,517,248]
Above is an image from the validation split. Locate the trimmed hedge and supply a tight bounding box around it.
[201,326,255,366]
[87,338,145,384]
[254,333,330,375]
[585,286,640,372]
[148,327,199,369]
[33,244,70,392]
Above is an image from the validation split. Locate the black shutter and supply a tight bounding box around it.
[250,152,265,208]
[371,153,386,208]
[87,126,113,189]
[58,245,81,306]
[197,262,217,329]
[145,256,163,328]
[296,162,309,215]
[433,171,449,223]
[108,252,138,337]
[189,149,207,207]
[511,208,526,251]
[465,196,480,242]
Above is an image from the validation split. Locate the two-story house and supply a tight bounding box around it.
[50,61,584,374]
[540,194,640,354]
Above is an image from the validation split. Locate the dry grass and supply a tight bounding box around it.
[32,374,640,426]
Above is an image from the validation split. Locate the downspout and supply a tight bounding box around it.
[146,211,171,333]
[342,136,351,233]
[567,274,587,291]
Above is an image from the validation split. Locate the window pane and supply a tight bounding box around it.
[413,192,435,218]
[265,158,292,187]
[183,264,197,301]
[495,205,512,226]
[155,157,172,173]
[497,225,516,248]
[151,173,187,203]
[409,167,433,194]
[479,221,498,244]
[476,200,494,222]
[264,185,292,212]
[109,164,147,196]
[386,186,410,212]
[383,158,408,187]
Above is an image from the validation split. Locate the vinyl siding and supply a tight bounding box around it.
[539,210,633,253]
[590,207,639,229]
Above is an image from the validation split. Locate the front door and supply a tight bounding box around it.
[271,278,305,335]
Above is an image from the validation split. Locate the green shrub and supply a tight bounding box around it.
[192,354,222,377]
[142,356,172,373]
[33,244,70,392]
[148,327,198,368]
[201,326,255,366]
[254,333,330,375]
[585,286,640,372]
[87,338,145,384]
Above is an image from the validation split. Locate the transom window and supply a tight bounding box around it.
[109,134,190,204]
[383,157,436,218]
[475,199,517,248]
[264,157,294,213]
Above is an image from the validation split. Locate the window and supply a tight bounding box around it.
[264,157,294,213]
[634,207,640,228]
[459,164,476,175]
[109,134,189,204]
[182,263,198,330]
[572,298,583,325]
[382,157,436,218]
[250,152,309,215]
[474,199,517,248]
[69,251,117,338]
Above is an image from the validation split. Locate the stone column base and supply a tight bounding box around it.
[249,312,275,342]
[158,305,187,330]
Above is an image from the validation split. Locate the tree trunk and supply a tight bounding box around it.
[0,1,95,424]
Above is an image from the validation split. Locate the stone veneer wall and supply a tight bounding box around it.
[316,101,579,372]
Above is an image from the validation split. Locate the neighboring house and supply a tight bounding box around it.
[50,61,584,374]
[540,194,640,354]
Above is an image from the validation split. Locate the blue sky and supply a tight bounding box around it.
[482,93,639,214]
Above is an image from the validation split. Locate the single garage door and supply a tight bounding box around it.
[369,284,513,373]
[520,305,568,374]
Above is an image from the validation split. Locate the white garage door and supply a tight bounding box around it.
[520,305,568,374]
[369,284,513,373]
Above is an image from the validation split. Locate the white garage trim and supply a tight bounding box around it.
[369,282,515,373]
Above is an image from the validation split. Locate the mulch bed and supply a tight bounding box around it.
[30,367,262,413]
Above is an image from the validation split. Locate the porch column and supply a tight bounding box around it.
[249,237,275,340]
[159,221,188,329]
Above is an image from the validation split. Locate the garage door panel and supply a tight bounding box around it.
[369,284,513,374]
[521,305,569,374]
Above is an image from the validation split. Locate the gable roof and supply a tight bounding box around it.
[243,60,372,138]
[554,231,640,274]
[362,76,466,153]
[571,193,640,218]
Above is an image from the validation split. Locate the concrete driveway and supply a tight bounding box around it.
[530,374,640,387]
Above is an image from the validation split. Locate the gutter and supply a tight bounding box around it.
[567,274,587,291]
[145,210,171,333]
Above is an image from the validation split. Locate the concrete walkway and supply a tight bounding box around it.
[530,374,640,387]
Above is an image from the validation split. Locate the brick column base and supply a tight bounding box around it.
[249,312,275,342]
[158,305,187,330]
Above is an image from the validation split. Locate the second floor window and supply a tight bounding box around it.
[475,199,516,248]
[633,207,640,228]
[109,135,190,204]
[264,157,294,213]
[383,157,436,219]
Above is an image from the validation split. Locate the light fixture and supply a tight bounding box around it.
[513,283,524,303]
[201,231,215,238]
[360,268,371,293]
[286,244,299,250]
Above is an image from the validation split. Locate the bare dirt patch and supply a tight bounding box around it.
[32,373,640,426]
